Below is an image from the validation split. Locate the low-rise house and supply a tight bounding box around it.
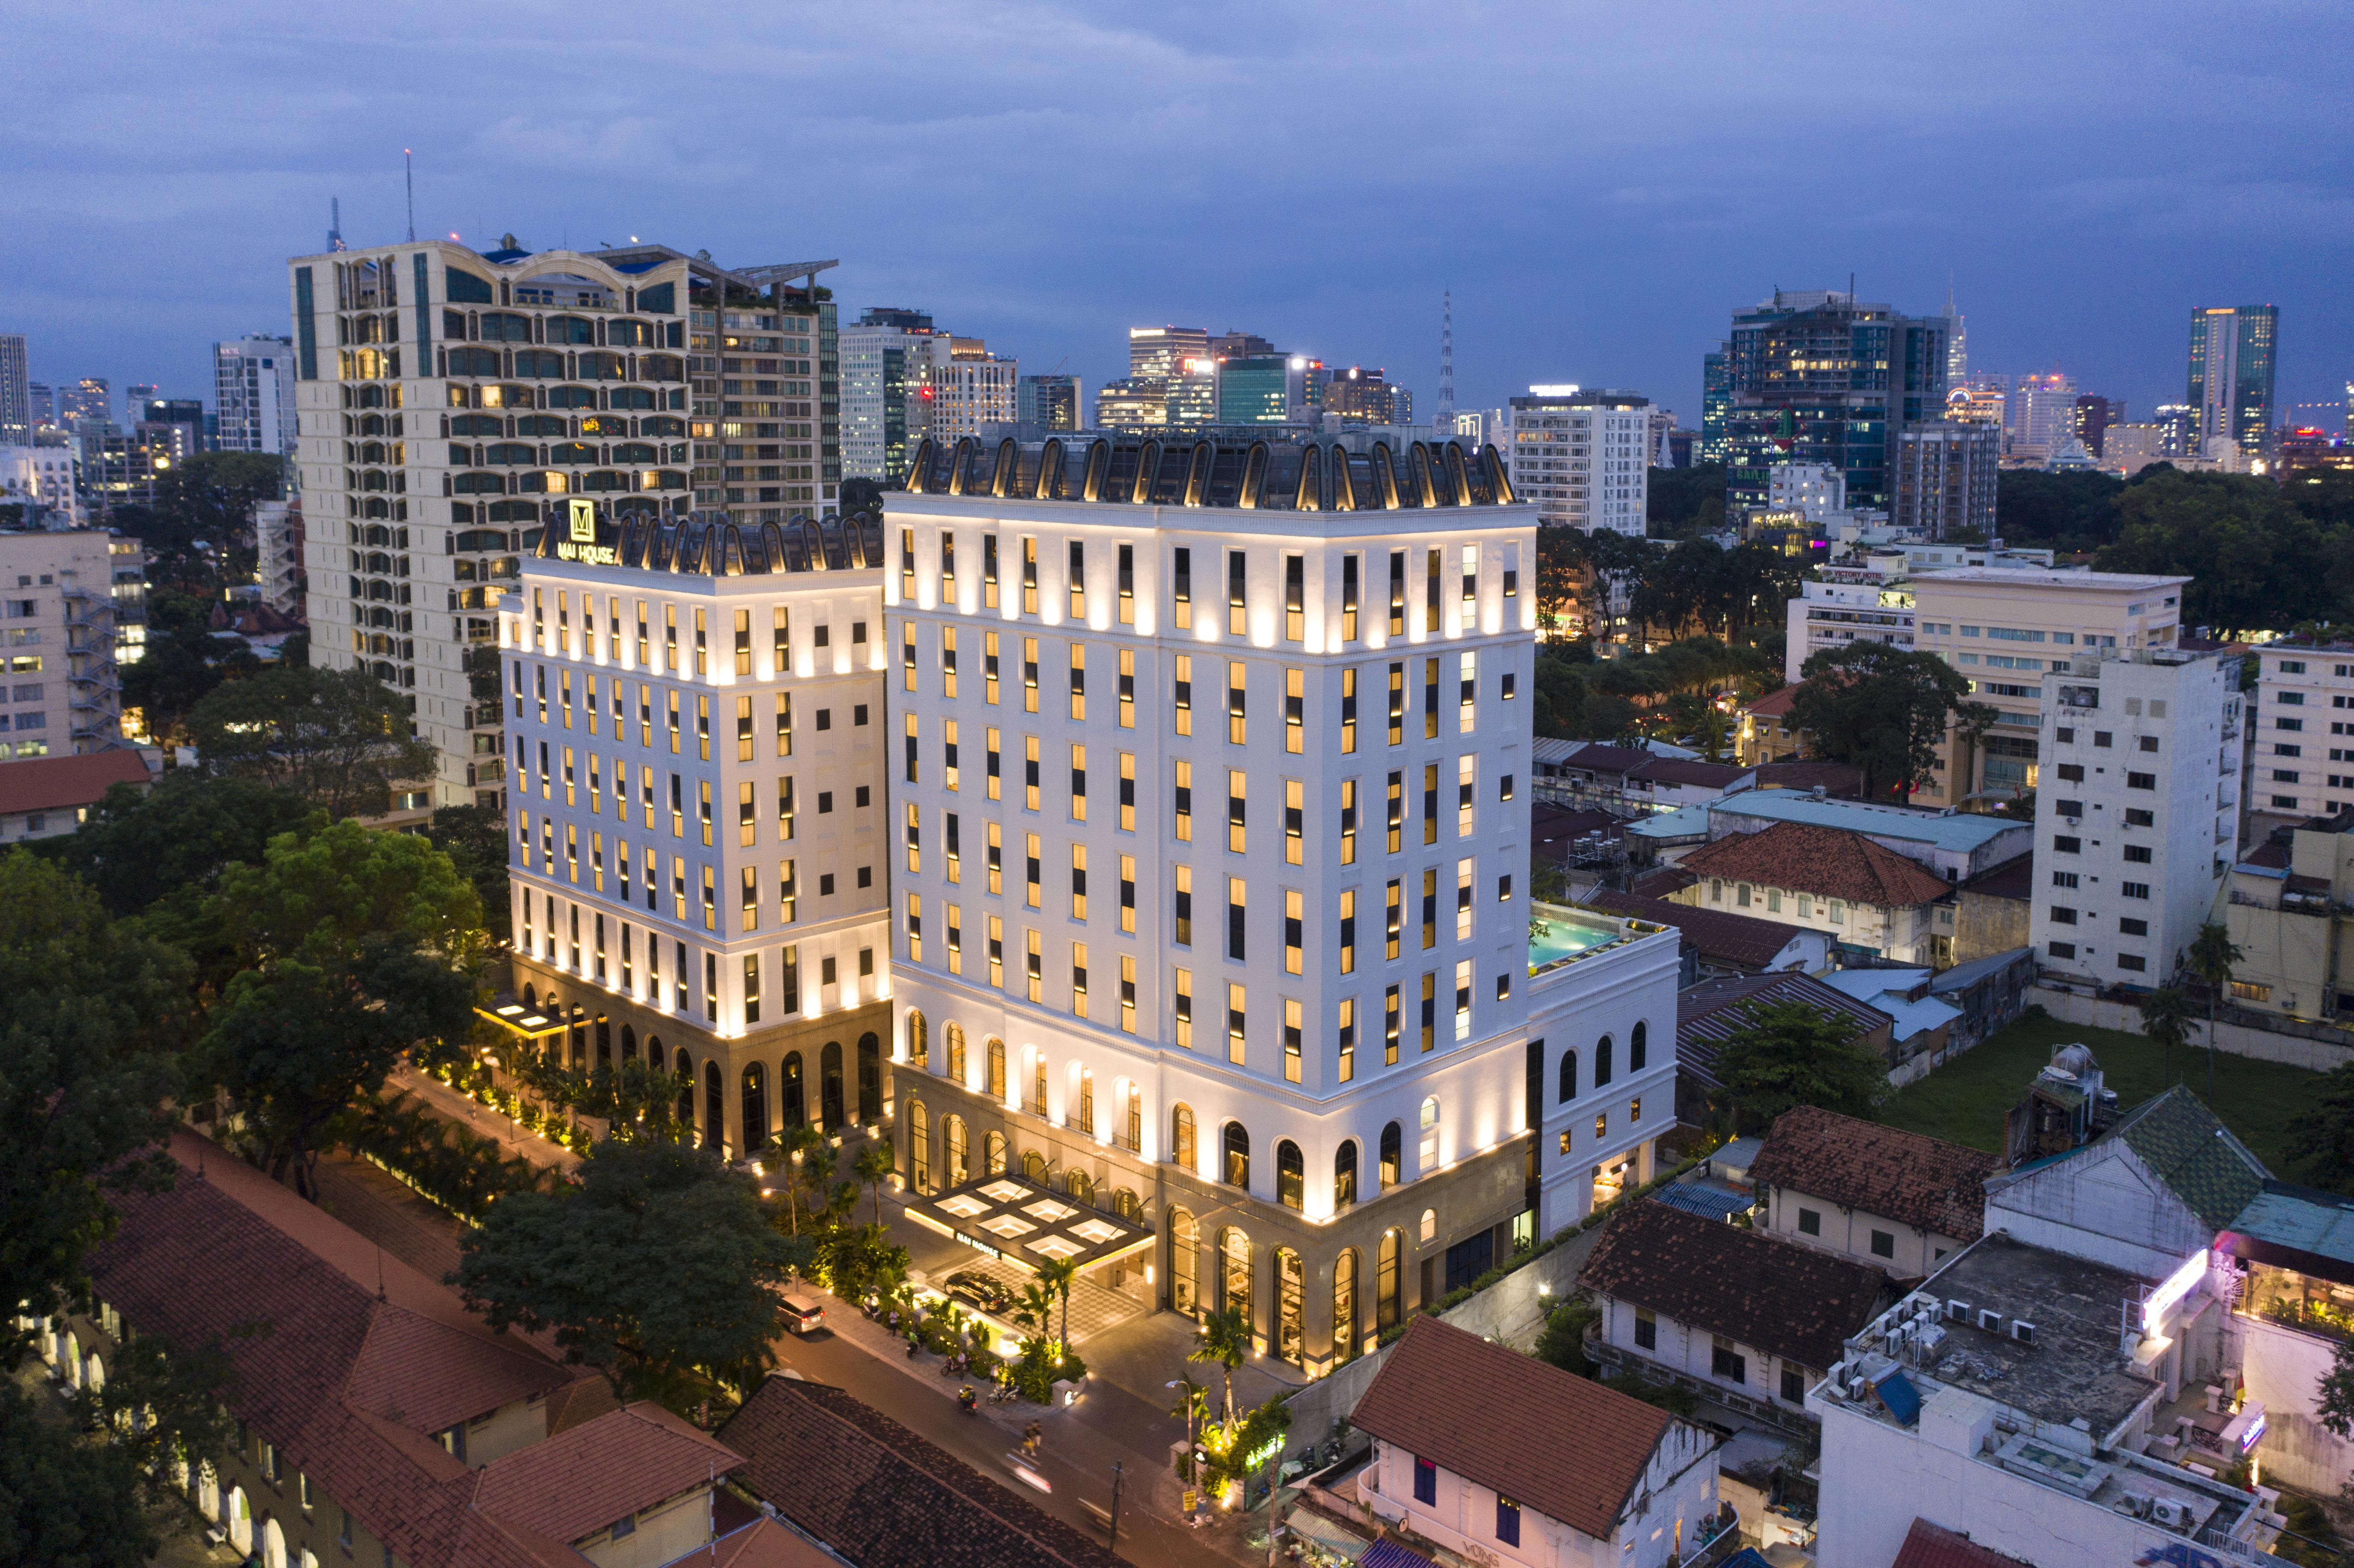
[1579,1200,1896,1432]
[1750,760,1866,798]
[0,747,153,841]
[53,1129,741,1568]
[1816,968,1962,1085]
[1350,1316,1725,1568]
[1923,946,2035,1054]
[1583,888,1831,978]
[1540,742,1758,813]
[1746,1105,1998,1276]
[1673,971,1894,1124]
[1703,790,2031,883]
[2225,810,2354,1021]
[1736,684,1805,765]
[1672,820,1954,966]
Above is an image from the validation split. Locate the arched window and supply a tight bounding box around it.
[1223,1122,1251,1189]
[1022,1148,1048,1184]
[1274,1248,1305,1365]
[1077,1068,1095,1134]
[909,1101,931,1194]
[1595,1034,1614,1087]
[675,1048,695,1130]
[986,1037,1006,1099]
[781,1051,805,1126]
[1334,1248,1362,1365]
[1559,1046,1580,1103]
[1217,1227,1252,1325]
[742,1063,769,1152]
[946,1022,966,1083]
[1379,1122,1402,1189]
[1631,1020,1648,1072]
[1066,1170,1093,1205]
[1124,1082,1143,1152]
[595,1017,612,1064]
[1169,1208,1199,1314]
[1172,1104,1197,1173]
[1276,1140,1304,1210]
[943,1115,968,1186]
[704,1061,723,1154]
[1376,1231,1403,1329]
[1334,1142,1359,1209]
[225,1485,254,1555]
[856,1033,881,1123]
[984,1130,1007,1177]
[522,982,536,1008]
[1420,1208,1437,1243]
[1113,1188,1140,1220]
[1418,1096,1440,1171]
[620,1023,636,1063]
[906,1009,928,1067]
[819,1042,845,1130]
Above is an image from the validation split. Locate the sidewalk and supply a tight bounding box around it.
[384,1062,582,1175]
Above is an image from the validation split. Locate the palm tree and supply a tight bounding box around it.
[769,1121,829,1236]
[2186,922,2246,1100]
[1190,1304,1251,1430]
[851,1141,896,1226]
[2137,986,2193,1086]
[1035,1257,1079,1358]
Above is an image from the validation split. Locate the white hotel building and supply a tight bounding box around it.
[883,434,1678,1375]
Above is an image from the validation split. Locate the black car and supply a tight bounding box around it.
[943,1270,1016,1316]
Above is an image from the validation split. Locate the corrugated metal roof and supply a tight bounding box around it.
[1706,792,2026,852]
[1650,1182,1755,1221]
[1627,805,1713,841]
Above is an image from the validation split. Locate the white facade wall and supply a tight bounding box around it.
[1783,576,1915,681]
[1359,1428,1716,1568]
[1757,1186,1970,1277]
[0,530,118,754]
[1529,933,1680,1235]
[2030,651,2238,987]
[0,445,82,519]
[2252,644,2354,820]
[884,493,1541,1216]
[1507,395,1649,535]
[213,336,299,457]
[1596,1293,1822,1414]
[500,550,891,1138]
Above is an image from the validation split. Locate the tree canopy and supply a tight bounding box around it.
[187,664,436,820]
[1788,641,1994,800]
[1646,464,1726,541]
[43,775,315,920]
[1712,1000,1887,1133]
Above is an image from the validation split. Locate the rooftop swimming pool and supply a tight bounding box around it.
[1528,912,1626,971]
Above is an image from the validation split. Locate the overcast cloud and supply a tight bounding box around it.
[5,0,2350,426]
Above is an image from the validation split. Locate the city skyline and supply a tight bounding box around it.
[3,2,2347,442]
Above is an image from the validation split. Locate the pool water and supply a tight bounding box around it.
[1529,917,1619,968]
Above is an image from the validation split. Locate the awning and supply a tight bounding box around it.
[475,999,568,1042]
[903,1173,1154,1276]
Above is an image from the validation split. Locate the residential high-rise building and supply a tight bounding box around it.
[2071,395,2125,459]
[1016,374,1082,432]
[2003,373,2077,464]
[922,337,1016,444]
[496,509,890,1164]
[2250,641,2354,821]
[1507,388,1651,535]
[27,383,56,431]
[2100,424,2170,476]
[0,445,81,523]
[1945,378,2005,429]
[62,379,110,429]
[0,335,28,446]
[1322,367,1411,426]
[840,308,937,485]
[1128,326,1211,383]
[1942,284,1967,388]
[1722,290,1949,513]
[1094,380,1168,432]
[214,336,299,456]
[1768,463,1845,518]
[123,385,158,423]
[137,400,206,466]
[2152,403,2197,459]
[0,529,125,756]
[288,238,837,820]
[2188,305,2279,460]
[2030,646,2239,988]
[1698,346,1730,464]
[885,432,1679,1372]
[1893,422,2000,541]
[1166,364,1218,427]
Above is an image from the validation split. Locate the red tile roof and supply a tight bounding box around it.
[1576,1201,1895,1372]
[1750,761,1866,797]
[1630,757,1753,787]
[0,749,151,815]
[1350,1316,1679,1541]
[669,1519,839,1568]
[1744,684,1803,719]
[719,1376,1127,1568]
[1675,971,1894,1089]
[1679,821,1952,908]
[1582,890,1811,971]
[1747,1106,1999,1241]
[1890,1518,2039,1568]
[464,1402,742,1546]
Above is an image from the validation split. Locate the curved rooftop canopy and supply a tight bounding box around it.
[900,434,1518,512]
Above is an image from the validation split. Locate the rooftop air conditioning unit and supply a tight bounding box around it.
[2115,1490,2154,1519]
[1978,1309,2004,1333]
[1947,1299,1971,1322]
[2011,1320,2036,1345]
[2150,1499,2192,1530]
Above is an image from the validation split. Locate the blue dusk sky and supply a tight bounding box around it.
[6,0,2349,431]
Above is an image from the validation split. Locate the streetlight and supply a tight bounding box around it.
[1166,1378,1202,1525]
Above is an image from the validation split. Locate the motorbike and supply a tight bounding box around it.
[958,1385,979,1415]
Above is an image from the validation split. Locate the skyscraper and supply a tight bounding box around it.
[840,308,936,485]
[125,385,159,422]
[921,337,1017,444]
[214,336,299,456]
[1721,290,1948,512]
[1128,326,1210,383]
[1699,346,1729,464]
[62,378,110,429]
[2005,373,2077,464]
[2071,395,2125,460]
[1213,357,1298,424]
[0,334,28,446]
[1941,281,1967,389]
[1893,422,1999,541]
[2187,305,2279,459]
[1016,374,1082,431]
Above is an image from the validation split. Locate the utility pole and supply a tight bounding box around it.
[1264,1450,1282,1568]
[1107,1461,1123,1552]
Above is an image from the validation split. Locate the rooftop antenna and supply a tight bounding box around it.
[376,1246,387,1301]
[1438,289,1455,423]
[404,150,415,243]
[328,197,346,253]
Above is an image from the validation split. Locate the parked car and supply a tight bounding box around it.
[943,1270,1016,1316]
[781,1293,826,1335]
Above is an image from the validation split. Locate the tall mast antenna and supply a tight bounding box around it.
[405,150,416,243]
[328,197,345,252]
[1438,289,1455,424]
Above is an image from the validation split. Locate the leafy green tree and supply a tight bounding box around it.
[1533,528,1583,641]
[2185,921,2245,1099]
[1190,1304,1251,1428]
[120,617,262,742]
[1645,463,1725,541]
[2317,1335,2354,1441]
[766,1120,831,1237]
[1713,1001,1887,1133]
[0,1386,157,1568]
[2136,985,2193,1088]
[425,803,511,920]
[69,1329,240,1504]
[1035,1256,1079,1356]
[44,775,313,918]
[851,1139,896,1226]
[1994,469,2127,551]
[1531,1297,1597,1375]
[455,1135,803,1403]
[0,852,193,1369]
[2285,1062,2354,1198]
[187,664,436,821]
[1788,641,1995,801]
[1602,1371,1697,1417]
[2096,469,2345,632]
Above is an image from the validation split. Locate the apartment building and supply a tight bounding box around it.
[1907,568,2190,804]
[2250,639,2354,821]
[839,307,937,485]
[288,239,839,818]
[0,529,123,754]
[1783,572,1917,675]
[883,433,1680,1374]
[2030,647,2239,988]
[213,334,299,456]
[922,336,1017,444]
[1505,388,1650,535]
[499,508,891,1159]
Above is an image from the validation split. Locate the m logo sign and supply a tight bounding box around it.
[568,498,597,542]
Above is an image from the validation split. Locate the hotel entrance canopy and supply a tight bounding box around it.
[905,1175,1153,1276]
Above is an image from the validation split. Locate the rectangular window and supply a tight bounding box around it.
[943,718,960,793]
[1070,843,1087,920]
[941,626,958,698]
[904,801,922,874]
[1388,662,1404,747]
[1227,660,1247,744]
[1024,734,1040,810]
[1068,539,1086,620]
[1026,928,1043,1002]
[1420,971,1436,1053]
[1386,878,1402,961]
[1423,657,1440,740]
[1070,743,1087,821]
[1340,779,1358,865]
[1285,778,1304,865]
[1174,967,1193,1048]
[1120,854,1137,933]
[1021,537,1039,614]
[1119,750,1136,830]
[1174,864,1193,946]
[1456,859,1474,941]
[901,622,918,691]
[1174,653,1193,735]
[1120,953,1137,1033]
[1071,940,1088,1016]
[1285,889,1304,975]
[1339,889,1357,974]
[1227,982,1246,1064]
[1635,1308,1657,1350]
[1118,648,1135,728]
[1496,1497,1520,1549]
[1174,758,1193,841]
[1457,754,1476,836]
[1025,833,1042,907]
[1285,668,1305,753]
[1713,1341,1747,1384]
[1389,551,1407,636]
[1117,542,1134,625]
[1227,549,1248,635]
[1342,554,1360,642]
[985,630,1001,704]
[1340,666,1358,753]
[988,915,1004,987]
[1413,1458,1436,1506]
[1423,763,1439,846]
[1227,769,1247,852]
[1283,997,1303,1082]
[984,533,1000,609]
[1022,636,1039,712]
[1387,771,1404,853]
[1172,545,1192,630]
[1227,877,1246,961]
[1283,554,1305,642]
[1384,984,1401,1065]
[1068,642,1086,720]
